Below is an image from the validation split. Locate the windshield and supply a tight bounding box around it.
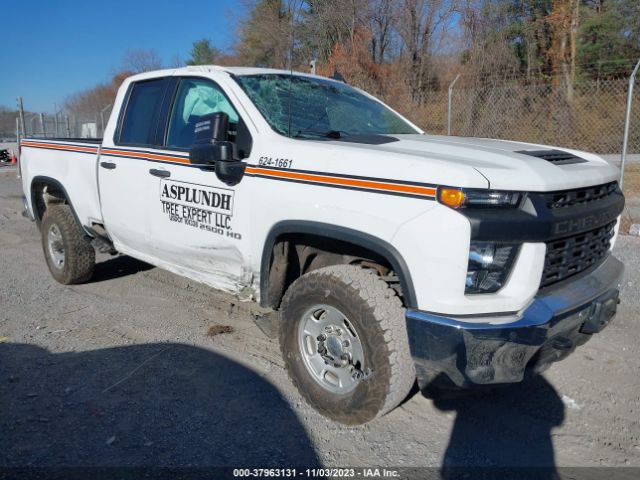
[234,74,419,139]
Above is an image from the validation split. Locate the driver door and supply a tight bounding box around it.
[146,76,253,293]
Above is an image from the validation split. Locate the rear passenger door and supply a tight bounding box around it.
[99,77,170,257]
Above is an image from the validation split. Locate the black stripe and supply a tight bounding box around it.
[104,146,189,160]
[100,152,201,167]
[245,172,435,200]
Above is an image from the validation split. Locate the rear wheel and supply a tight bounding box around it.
[279,265,415,424]
[41,205,95,284]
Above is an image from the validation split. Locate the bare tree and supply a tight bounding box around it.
[237,0,293,68]
[394,0,454,102]
[170,53,185,68]
[298,0,369,62]
[547,0,579,100]
[121,49,163,74]
[64,72,127,118]
[369,0,396,63]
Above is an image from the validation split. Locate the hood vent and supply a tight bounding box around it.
[516,149,588,165]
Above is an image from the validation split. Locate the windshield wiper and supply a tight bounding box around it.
[293,129,346,139]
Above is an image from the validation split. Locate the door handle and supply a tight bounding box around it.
[100,161,116,170]
[149,168,170,178]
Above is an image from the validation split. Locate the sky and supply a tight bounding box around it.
[1,0,244,112]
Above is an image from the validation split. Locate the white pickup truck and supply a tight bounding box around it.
[20,66,625,424]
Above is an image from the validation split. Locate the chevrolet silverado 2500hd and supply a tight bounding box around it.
[20,66,625,424]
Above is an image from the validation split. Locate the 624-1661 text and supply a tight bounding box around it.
[258,156,293,168]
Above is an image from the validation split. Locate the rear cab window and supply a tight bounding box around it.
[118,78,168,146]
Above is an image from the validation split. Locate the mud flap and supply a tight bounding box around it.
[253,310,281,338]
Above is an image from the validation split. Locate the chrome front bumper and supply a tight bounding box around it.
[405,255,624,388]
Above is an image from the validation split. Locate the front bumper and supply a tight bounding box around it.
[406,254,624,389]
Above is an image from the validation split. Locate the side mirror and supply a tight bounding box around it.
[215,157,246,186]
[188,112,246,186]
[189,140,236,164]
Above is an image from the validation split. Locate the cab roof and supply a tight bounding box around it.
[127,65,338,84]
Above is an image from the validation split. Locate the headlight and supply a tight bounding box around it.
[438,187,522,209]
[465,242,520,294]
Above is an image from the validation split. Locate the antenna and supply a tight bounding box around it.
[287,0,300,138]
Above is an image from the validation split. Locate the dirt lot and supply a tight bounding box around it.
[1,167,639,473]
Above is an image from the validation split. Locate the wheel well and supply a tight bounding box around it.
[262,231,411,310]
[31,178,71,226]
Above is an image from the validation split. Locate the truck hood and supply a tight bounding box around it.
[349,134,619,191]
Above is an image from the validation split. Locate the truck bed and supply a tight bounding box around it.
[20,137,104,228]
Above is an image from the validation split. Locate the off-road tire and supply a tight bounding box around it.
[279,265,416,424]
[41,205,95,284]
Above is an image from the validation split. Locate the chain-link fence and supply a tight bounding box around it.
[449,79,639,155]
[18,106,113,140]
[381,77,640,230]
[16,81,638,153]
[446,79,640,231]
[13,77,640,226]
[382,78,639,154]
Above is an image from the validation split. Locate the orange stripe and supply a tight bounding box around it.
[21,142,435,197]
[245,166,436,197]
[21,142,190,164]
[22,141,97,153]
[101,148,190,164]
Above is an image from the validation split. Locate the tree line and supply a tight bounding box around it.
[41,0,640,123]
[231,0,640,100]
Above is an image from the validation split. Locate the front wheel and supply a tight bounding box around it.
[279,265,416,424]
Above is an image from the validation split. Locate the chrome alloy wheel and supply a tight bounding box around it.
[297,304,365,394]
[47,224,65,270]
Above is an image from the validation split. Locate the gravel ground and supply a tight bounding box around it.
[1,168,639,473]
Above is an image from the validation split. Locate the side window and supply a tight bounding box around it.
[166,78,239,149]
[119,79,166,145]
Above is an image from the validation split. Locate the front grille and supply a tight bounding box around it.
[541,182,618,209]
[541,220,616,288]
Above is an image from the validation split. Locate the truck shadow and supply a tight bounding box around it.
[0,342,320,468]
[91,255,155,282]
[430,375,565,478]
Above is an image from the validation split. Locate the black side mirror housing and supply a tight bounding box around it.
[215,158,247,186]
[189,140,236,164]
[188,112,246,186]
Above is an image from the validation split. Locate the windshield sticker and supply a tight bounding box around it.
[159,179,241,239]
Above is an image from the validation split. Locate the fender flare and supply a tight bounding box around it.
[260,220,417,309]
[30,176,84,230]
